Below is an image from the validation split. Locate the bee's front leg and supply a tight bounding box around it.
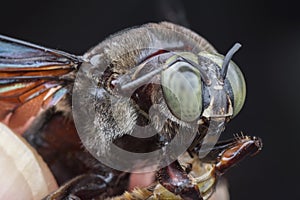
[43,172,129,200]
[198,134,263,174]
[157,160,203,200]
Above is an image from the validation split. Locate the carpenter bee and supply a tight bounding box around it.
[0,22,262,199]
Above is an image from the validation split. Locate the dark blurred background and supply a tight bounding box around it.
[1,0,299,199]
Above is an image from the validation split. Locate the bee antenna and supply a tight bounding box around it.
[119,67,164,93]
[221,43,242,80]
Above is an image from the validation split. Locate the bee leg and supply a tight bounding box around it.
[43,172,129,200]
[157,160,203,200]
[197,135,263,174]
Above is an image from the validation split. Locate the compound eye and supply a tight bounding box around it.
[198,52,246,118]
[226,60,246,117]
[161,61,202,122]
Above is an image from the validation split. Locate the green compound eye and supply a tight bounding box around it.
[199,52,246,118]
[161,61,202,122]
[225,60,246,117]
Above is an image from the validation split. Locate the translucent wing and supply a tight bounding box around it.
[0,35,82,133]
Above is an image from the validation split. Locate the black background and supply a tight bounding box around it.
[1,0,299,199]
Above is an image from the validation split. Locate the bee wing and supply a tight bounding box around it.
[0,34,82,133]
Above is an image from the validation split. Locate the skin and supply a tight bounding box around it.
[0,123,58,200]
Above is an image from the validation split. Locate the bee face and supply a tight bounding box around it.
[71,22,246,171]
